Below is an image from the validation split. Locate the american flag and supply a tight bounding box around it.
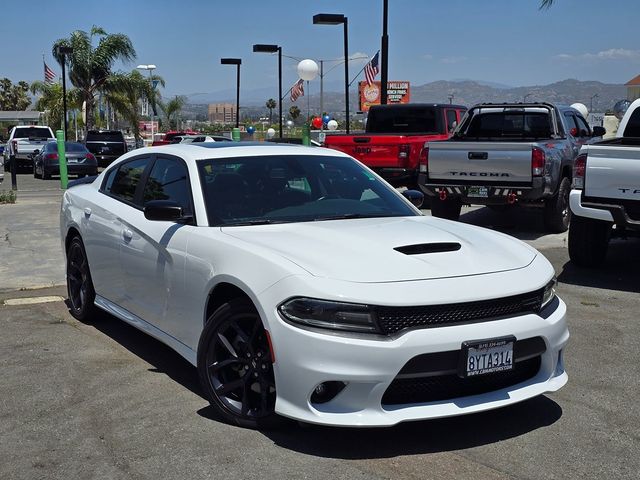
[44,62,56,84]
[364,52,380,86]
[290,79,304,102]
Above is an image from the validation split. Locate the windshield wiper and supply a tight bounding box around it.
[222,219,281,226]
[314,213,394,221]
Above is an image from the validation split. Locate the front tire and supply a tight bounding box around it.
[430,197,462,221]
[544,176,571,233]
[568,215,612,267]
[66,236,97,321]
[197,298,280,429]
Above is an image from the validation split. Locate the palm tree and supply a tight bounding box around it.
[104,70,165,143]
[52,26,136,137]
[160,96,187,130]
[266,98,277,124]
[539,0,554,8]
[30,81,81,136]
[289,105,301,123]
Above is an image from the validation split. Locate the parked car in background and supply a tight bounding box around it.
[33,141,98,179]
[60,142,567,428]
[420,102,605,232]
[3,125,55,171]
[151,130,199,146]
[568,98,640,266]
[173,135,232,143]
[84,130,127,168]
[324,103,466,189]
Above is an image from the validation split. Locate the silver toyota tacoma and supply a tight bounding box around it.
[418,103,605,232]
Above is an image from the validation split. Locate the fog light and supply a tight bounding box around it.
[310,381,347,404]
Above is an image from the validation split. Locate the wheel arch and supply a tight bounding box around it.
[204,281,256,327]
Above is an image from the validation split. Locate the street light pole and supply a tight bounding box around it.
[313,13,350,134]
[221,58,242,128]
[590,93,599,114]
[137,64,157,145]
[57,46,73,140]
[253,44,283,137]
[381,0,389,105]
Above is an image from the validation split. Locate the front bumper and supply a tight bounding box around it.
[44,163,98,177]
[259,274,569,427]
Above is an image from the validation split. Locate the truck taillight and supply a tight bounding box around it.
[532,147,545,176]
[573,153,587,189]
[398,144,410,167]
[419,147,429,173]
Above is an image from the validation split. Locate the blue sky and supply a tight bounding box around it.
[4,0,640,100]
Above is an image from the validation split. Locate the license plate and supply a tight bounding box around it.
[467,186,488,198]
[460,336,515,377]
[67,158,78,163]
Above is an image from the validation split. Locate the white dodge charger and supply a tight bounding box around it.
[60,143,568,428]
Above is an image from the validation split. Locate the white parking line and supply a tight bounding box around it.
[3,296,65,306]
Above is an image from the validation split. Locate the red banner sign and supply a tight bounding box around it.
[359,81,411,112]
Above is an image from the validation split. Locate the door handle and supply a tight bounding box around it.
[123,229,133,241]
[84,207,92,217]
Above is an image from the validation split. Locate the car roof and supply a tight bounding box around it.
[114,142,347,164]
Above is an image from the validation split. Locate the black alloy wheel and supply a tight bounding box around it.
[66,236,96,322]
[198,299,279,429]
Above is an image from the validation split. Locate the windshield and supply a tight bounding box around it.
[197,154,418,226]
[366,107,441,134]
[14,127,52,139]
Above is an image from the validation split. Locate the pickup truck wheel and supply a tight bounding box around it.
[33,165,40,179]
[431,198,461,221]
[543,176,571,233]
[568,215,612,267]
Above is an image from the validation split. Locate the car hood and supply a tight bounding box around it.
[221,216,537,283]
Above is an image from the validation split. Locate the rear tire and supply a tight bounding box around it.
[66,236,97,322]
[543,176,571,233]
[197,298,282,429]
[568,215,612,267]
[33,165,40,179]
[430,197,462,221]
[43,170,51,180]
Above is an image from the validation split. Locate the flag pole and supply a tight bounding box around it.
[348,50,379,87]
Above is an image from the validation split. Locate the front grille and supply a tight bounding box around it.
[382,356,541,405]
[375,290,543,335]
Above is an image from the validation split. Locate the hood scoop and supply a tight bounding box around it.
[394,242,461,255]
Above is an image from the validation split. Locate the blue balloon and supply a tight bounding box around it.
[322,114,331,124]
[247,126,255,135]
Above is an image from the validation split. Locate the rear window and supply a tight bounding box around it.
[366,107,441,134]
[13,127,52,139]
[623,108,640,137]
[463,112,551,139]
[86,131,124,142]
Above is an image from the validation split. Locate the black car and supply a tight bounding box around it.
[33,142,98,179]
[84,130,127,167]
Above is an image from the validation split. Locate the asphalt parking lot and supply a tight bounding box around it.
[1,173,639,480]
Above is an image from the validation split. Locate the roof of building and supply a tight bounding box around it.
[625,74,640,86]
[0,111,42,122]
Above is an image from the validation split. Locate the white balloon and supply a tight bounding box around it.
[297,59,319,81]
[327,119,338,131]
[286,120,294,128]
[266,128,276,138]
[570,103,589,118]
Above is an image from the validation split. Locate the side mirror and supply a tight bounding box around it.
[402,189,424,208]
[448,121,457,131]
[144,200,192,223]
[592,126,606,137]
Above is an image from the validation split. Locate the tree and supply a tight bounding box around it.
[52,26,136,137]
[289,105,301,123]
[30,81,82,135]
[266,98,277,123]
[104,70,164,143]
[160,96,187,130]
[539,0,554,8]
[0,78,31,110]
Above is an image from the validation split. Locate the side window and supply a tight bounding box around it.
[142,157,192,214]
[445,110,458,132]
[623,108,640,137]
[103,157,150,204]
[564,113,579,136]
[575,116,591,137]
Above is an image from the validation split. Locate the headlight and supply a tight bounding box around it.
[541,277,557,309]
[278,297,379,333]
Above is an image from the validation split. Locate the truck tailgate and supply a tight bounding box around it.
[17,138,52,154]
[584,145,640,201]
[327,135,438,168]
[427,141,534,184]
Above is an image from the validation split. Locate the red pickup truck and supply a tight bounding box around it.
[323,103,466,188]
